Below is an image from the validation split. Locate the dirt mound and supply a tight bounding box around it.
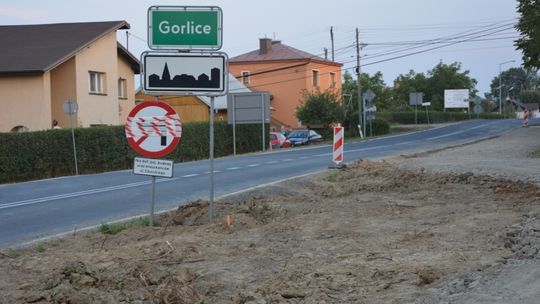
[34,260,201,304]
[166,196,289,231]
[170,199,209,226]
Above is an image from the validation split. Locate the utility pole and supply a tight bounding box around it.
[330,26,335,61]
[356,28,363,137]
[126,31,129,50]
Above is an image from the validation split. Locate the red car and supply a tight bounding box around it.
[270,132,290,149]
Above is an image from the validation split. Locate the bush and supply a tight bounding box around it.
[0,122,269,183]
[366,118,391,136]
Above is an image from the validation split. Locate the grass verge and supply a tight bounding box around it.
[98,217,151,235]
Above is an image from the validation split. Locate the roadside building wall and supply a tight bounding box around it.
[0,74,52,132]
[74,31,119,127]
[50,57,77,129]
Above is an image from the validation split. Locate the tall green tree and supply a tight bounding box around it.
[520,90,540,103]
[515,0,540,70]
[489,67,540,100]
[425,62,478,110]
[392,62,476,111]
[295,89,343,127]
[393,70,428,110]
[341,70,396,130]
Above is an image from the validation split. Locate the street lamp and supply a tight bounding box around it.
[498,60,515,114]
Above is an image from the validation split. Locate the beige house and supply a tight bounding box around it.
[0,21,140,132]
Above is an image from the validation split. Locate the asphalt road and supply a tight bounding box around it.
[0,118,530,247]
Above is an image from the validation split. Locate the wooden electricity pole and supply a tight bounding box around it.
[356,28,363,137]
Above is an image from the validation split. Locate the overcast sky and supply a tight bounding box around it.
[0,0,522,95]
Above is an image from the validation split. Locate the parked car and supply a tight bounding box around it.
[285,129,323,146]
[270,132,289,149]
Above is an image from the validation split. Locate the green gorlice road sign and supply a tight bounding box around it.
[148,6,222,50]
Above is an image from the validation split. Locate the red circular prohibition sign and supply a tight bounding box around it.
[125,101,181,158]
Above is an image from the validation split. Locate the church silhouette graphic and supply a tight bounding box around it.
[149,63,221,89]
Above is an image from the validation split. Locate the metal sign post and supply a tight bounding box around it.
[232,96,236,156]
[144,5,228,223]
[261,94,266,152]
[125,101,182,226]
[209,96,215,221]
[63,100,79,175]
[133,157,174,226]
[363,90,376,137]
[409,92,423,126]
[227,92,270,153]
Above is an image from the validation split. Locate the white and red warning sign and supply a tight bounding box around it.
[333,126,344,165]
[125,101,182,158]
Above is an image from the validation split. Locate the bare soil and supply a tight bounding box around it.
[1,125,539,304]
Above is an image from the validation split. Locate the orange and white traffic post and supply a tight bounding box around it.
[330,124,346,169]
[523,108,529,128]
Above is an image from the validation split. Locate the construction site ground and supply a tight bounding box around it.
[1,124,539,304]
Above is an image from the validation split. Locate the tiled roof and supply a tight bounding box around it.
[0,21,139,75]
[230,41,341,66]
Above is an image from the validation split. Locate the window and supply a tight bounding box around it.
[329,72,336,88]
[312,70,319,86]
[241,71,250,84]
[118,78,127,99]
[89,71,106,94]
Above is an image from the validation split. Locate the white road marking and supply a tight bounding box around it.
[1,180,150,210]
[247,164,260,167]
[182,174,199,178]
[226,167,241,170]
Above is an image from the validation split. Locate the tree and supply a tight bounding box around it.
[393,70,428,110]
[520,90,540,103]
[392,62,477,111]
[295,89,343,127]
[425,62,477,110]
[515,0,540,70]
[341,70,396,130]
[489,67,540,100]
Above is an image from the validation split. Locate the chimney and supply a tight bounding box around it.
[259,38,273,54]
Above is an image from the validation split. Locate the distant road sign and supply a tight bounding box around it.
[141,52,228,96]
[363,89,376,102]
[148,6,222,50]
[227,92,271,125]
[409,92,423,106]
[125,101,182,158]
[62,100,78,115]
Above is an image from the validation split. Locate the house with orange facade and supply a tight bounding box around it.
[0,21,140,132]
[229,38,343,130]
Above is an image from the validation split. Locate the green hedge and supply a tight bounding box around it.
[377,111,504,124]
[365,118,391,136]
[0,122,268,183]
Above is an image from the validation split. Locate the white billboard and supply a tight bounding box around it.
[444,89,469,109]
